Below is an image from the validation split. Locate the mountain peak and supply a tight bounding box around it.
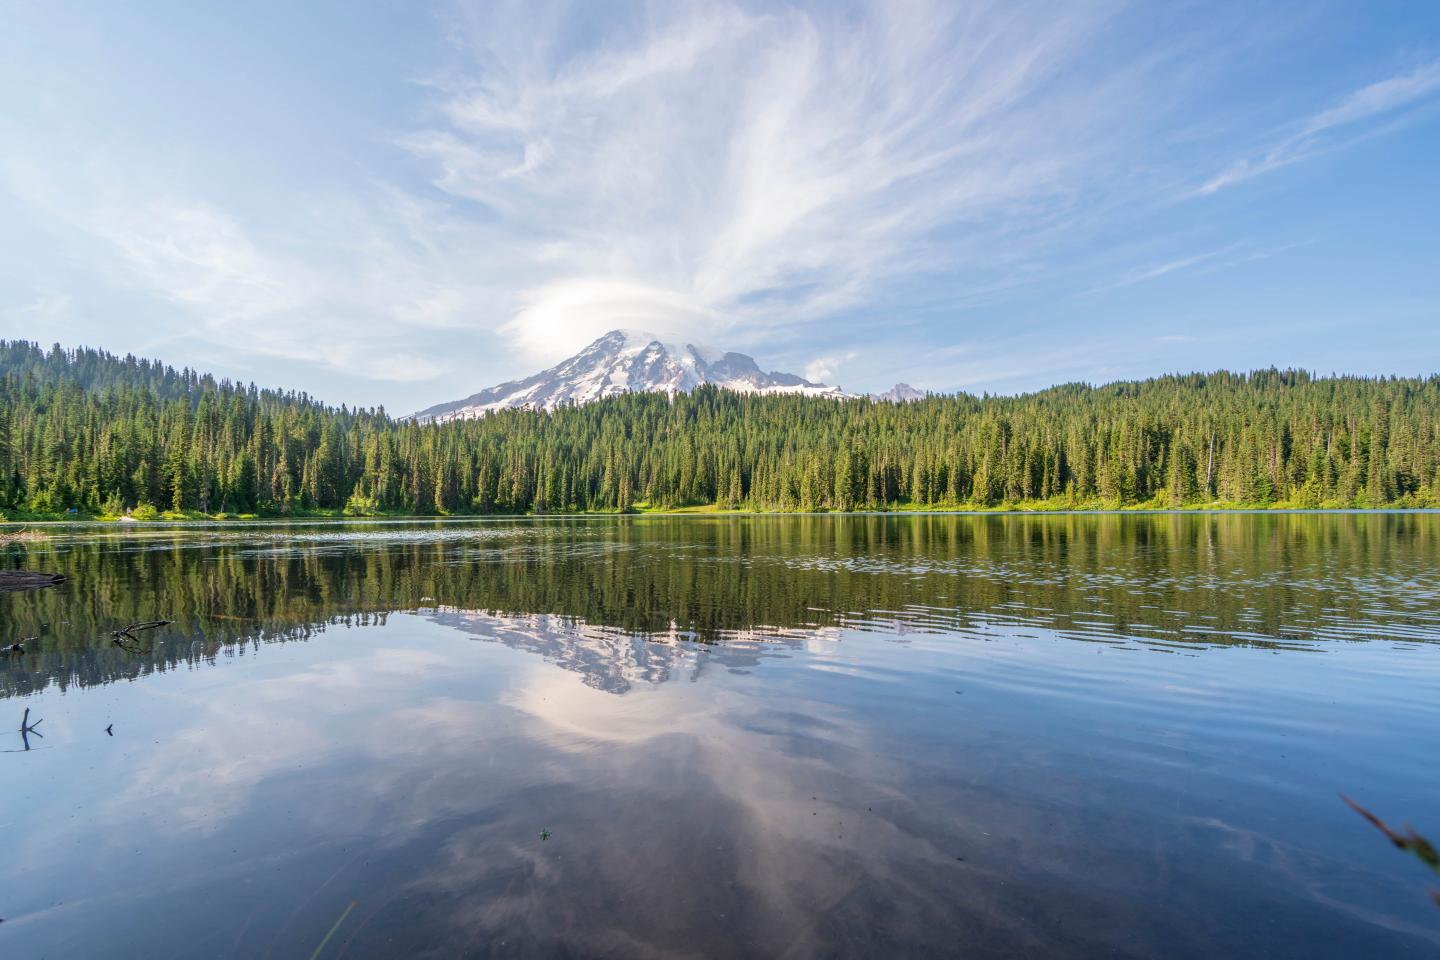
[412,330,848,422]
[873,382,926,403]
[590,329,727,365]
[597,328,660,350]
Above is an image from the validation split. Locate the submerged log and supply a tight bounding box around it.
[0,571,67,593]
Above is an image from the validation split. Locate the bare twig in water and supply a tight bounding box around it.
[18,707,43,751]
[19,707,42,734]
[309,901,357,960]
[111,620,173,645]
[1343,794,1440,907]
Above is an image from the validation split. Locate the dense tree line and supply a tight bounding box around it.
[2,340,1439,515]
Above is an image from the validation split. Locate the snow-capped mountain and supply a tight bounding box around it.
[412,329,850,422]
[872,382,926,403]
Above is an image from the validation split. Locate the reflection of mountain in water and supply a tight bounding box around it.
[3,512,1438,698]
[430,606,839,694]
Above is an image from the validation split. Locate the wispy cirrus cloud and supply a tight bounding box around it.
[8,0,1162,379]
[404,0,1157,360]
[1198,59,1440,195]
[1082,239,1311,295]
[1,1,1435,405]
[56,180,521,384]
[1083,244,1247,295]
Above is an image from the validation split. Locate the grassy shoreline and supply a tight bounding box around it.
[2,498,1436,524]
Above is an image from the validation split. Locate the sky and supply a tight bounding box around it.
[1,0,1438,413]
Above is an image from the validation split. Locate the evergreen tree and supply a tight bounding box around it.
[1,341,1437,517]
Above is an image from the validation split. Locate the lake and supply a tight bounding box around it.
[1,513,1438,958]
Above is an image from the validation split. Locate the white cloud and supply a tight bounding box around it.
[1198,59,1440,195]
[1301,60,1440,135]
[5,292,74,327]
[2,1,1428,402]
[1084,245,1244,295]
[88,198,458,381]
[502,276,721,359]
[0,113,511,389]
[48,180,526,384]
[93,201,310,326]
[406,0,1151,362]
[804,351,858,387]
[1081,238,1313,296]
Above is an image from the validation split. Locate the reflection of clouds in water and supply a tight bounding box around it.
[7,599,1438,957]
[90,609,1016,953]
[405,662,1015,957]
[1185,817,1440,947]
[81,610,1003,953]
[98,606,847,844]
[110,645,462,832]
[8,516,1440,956]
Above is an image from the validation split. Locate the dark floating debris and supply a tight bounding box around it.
[0,571,67,593]
[540,830,552,841]
[106,724,114,736]
[3,636,37,655]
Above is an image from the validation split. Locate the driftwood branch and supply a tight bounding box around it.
[18,707,43,750]
[1343,794,1440,907]
[111,620,174,645]
[0,571,66,593]
[19,705,41,736]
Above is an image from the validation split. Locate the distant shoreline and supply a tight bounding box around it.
[4,505,1438,525]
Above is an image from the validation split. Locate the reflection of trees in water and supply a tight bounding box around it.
[2,512,1437,698]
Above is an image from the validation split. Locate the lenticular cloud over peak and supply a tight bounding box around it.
[407,0,1140,359]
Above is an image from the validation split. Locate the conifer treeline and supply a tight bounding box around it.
[3,340,1439,514]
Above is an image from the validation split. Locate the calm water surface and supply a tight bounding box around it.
[1,514,1438,958]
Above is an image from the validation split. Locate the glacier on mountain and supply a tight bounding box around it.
[411,329,850,423]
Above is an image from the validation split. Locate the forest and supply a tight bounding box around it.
[2,339,1439,517]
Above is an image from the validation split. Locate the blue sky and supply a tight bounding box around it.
[1,0,1438,412]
